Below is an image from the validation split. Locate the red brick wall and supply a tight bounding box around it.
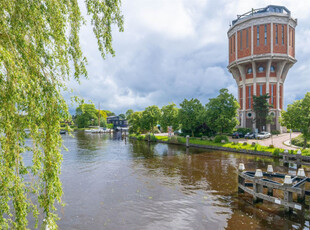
[273,24,287,54]
[245,85,253,109]
[269,84,277,108]
[289,26,295,57]
[229,34,236,63]
[256,63,266,77]
[237,27,252,59]
[253,24,271,55]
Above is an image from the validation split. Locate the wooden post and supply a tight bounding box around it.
[186,135,190,148]
[267,165,274,196]
[283,175,293,213]
[296,150,302,169]
[238,164,245,193]
[253,169,263,203]
[297,168,306,203]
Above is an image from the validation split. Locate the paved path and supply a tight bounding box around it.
[230,132,301,150]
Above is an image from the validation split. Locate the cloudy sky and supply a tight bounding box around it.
[66,0,310,115]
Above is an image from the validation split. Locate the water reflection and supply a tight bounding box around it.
[47,133,310,229]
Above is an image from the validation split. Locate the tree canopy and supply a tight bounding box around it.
[178,98,204,137]
[0,0,123,228]
[205,88,239,134]
[160,103,179,132]
[140,105,161,133]
[281,92,310,149]
[253,94,272,132]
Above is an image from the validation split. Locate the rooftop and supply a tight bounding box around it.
[232,5,290,26]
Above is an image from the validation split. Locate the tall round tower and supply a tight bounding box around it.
[227,5,297,132]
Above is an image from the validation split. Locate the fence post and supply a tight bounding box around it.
[186,135,190,148]
[283,175,293,213]
[238,163,245,193]
[253,169,263,203]
[296,149,302,169]
[267,165,274,196]
[297,168,306,203]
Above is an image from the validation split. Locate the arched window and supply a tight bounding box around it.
[258,66,264,72]
[270,65,275,72]
[247,68,252,74]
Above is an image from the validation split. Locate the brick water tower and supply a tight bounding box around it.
[227,5,297,132]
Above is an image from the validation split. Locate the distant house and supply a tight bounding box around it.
[107,116,128,128]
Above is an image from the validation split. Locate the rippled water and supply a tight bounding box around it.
[32,131,310,229]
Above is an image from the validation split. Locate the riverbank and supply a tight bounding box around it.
[129,134,310,158]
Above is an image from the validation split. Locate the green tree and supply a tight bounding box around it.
[75,104,98,128]
[0,0,123,228]
[128,111,142,134]
[281,92,310,149]
[140,106,161,133]
[253,94,272,131]
[160,103,179,132]
[125,109,134,120]
[205,89,239,134]
[118,113,126,119]
[178,99,204,137]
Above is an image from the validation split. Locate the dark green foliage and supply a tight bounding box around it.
[282,92,310,149]
[214,135,229,143]
[237,128,252,135]
[272,148,281,157]
[75,104,99,128]
[205,89,239,134]
[291,135,310,148]
[271,130,280,135]
[178,98,204,137]
[253,94,272,132]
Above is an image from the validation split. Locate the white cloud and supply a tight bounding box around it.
[66,0,310,114]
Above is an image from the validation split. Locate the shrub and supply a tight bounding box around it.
[289,150,295,155]
[169,136,179,144]
[243,142,248,146]
[272,148,281,157]
[269,145,274,148]
[150,134,157,142]
[271,130,280,135]
[214,135,229,143]
[237,128,252,135]
[291,135,310,148]
[137,135,144,140]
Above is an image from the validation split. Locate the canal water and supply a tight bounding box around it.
[50,132,309,229]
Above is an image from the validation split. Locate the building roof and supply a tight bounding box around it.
[232,5,290,26]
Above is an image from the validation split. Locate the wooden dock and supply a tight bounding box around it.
[238,163,310,212]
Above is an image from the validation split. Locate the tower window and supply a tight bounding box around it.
[260,85,263,95]
[258,66,264,72]
[248,86,252,109]
[247,68,252,74]
[275,24,278,45]
[257,26,260,46]
[282,25,284,45]
[240,30,242,50]
[246,28,249,48]
[271,85,274,105]
[270,65,275,72]
[264,24,267,45]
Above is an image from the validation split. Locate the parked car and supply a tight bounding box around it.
[245,132,256,139]
[257,132,271,139]
[232,132,244,139]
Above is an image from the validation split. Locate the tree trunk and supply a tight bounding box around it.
[191,130,194,137]
[304,137,307,149]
